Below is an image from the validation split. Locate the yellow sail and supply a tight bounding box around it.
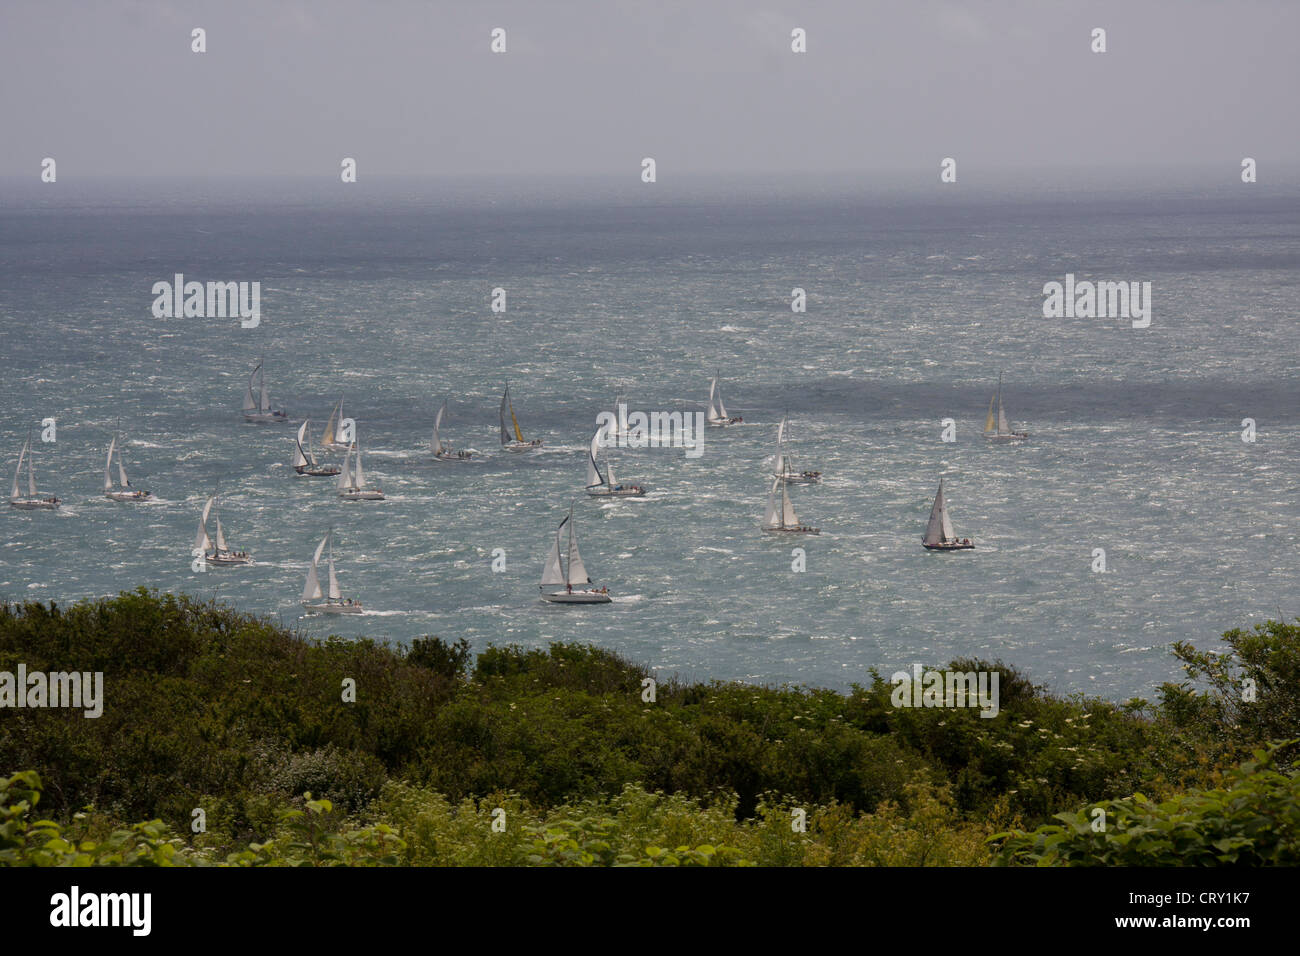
[983,394,996,433]
[511,403,524,442]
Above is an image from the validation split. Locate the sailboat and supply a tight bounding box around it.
[539,503,612,603]
[771,415,821,484]
[195,493,252,565]
[706,373,742,426]
[320,396,350,450]
[336,439,385,500]
[291,421,341,477]
[921,479,974,551]
[8,432,60,510]
[499,385,543,451]
[432,399,474,461]
[103,434,152,501]
[301,529,363,614]
[585,426,646,497]
[982,373,1029,443]
[241,358,288,423]
[761,475,819,534]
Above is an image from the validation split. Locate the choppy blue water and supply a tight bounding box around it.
[1,175,1297,701]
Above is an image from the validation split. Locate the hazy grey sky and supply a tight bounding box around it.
[2,0,1297,179]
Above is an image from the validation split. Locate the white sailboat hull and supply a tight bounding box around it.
[983,432,1029,443]
[762,525,820,535]
[339,489,385,501]
[776,471,822,484]
[586,487,647,497]
[105,490,153,502]
[295,465,342,477]
[9,497,59,510]
[503,440,543,452]
[243,411,288,423]
[922,540,975,551]
[434,450,475,461]
[541,589,612,604]
[302,601,364,615]
[206,551,253,565]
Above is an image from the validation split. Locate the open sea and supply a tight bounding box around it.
[1,173,1297,701]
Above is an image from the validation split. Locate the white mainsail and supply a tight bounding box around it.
[499,388,512,445]
[781,480,799,527]
[242,364,259,413]
[566,511,590,584]
[327,540,341,600]
[353,441,366,488]
[25,440,36,497]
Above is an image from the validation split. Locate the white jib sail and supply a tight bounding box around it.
[586,428,606,489]
[12,441,26,499]
[196,497,214,552]
[104,437,116,492]
[337,444,354,490]
[322,398,342,445]
[215,515,229,552]
[433,401,446,455]
[303,535,328,601]
[292,422,309,468]
[540,518,566,588]
[353,440,366,487]
[499,388,512,445]
[763,476,781,528]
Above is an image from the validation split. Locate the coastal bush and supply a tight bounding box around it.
[1,590,1289,864]
[990,743,1300,866]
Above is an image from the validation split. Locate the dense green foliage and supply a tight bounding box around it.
[992,743,1300,865]
[2,590,1297,865]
